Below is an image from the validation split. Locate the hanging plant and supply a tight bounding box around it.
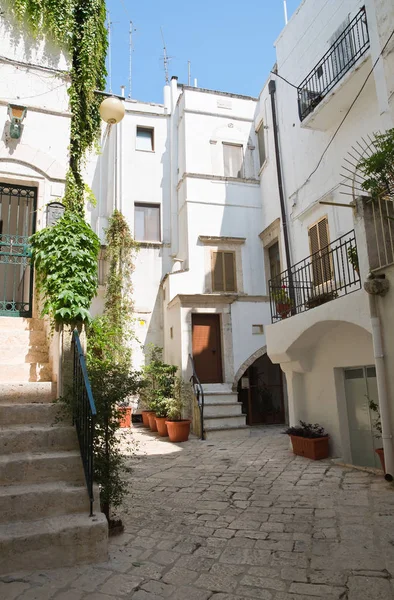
[6,0,107,214]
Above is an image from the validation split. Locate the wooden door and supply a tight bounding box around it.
[192,314,223,384]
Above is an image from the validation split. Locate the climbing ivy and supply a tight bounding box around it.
[7,0,107,214]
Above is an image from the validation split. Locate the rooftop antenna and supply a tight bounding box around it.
[188,60,191,86]
[128,21,136,99]
[283,1,288,25]
[160,27,170,84]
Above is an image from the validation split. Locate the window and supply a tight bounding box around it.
[256,124,266,167]
[212,251,237,292]
[134,204,160,242]
[308,217,331,286]
[136,127,154,151]
[330,17,355,80]
[268,242,281,280]
[98,246,109,286]
[223,143,243,178]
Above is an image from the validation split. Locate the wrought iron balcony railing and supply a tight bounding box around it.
[269,230,361,324]
[297,7,370,121]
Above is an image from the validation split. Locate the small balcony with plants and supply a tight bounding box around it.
[297,7,370,131]
[269,230,361,324]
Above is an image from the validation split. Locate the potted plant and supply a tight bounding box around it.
[165,378,192,443]
[368,396,385,472]
[272,286,292,319]
[154,395,169,437]
[306,290,337,309]
[118,402,132,428]
[283,421,329,460]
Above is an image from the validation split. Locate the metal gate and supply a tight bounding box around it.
[0,183,37,317]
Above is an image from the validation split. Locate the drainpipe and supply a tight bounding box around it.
[268,80,295,306]
[365,274,394,481]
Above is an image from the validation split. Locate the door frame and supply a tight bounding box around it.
[191,312,223,384]
[0,182,37,317]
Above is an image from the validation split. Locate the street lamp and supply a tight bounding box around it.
[99,96,125,124]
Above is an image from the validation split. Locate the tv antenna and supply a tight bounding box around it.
[160,27,172,84]
[129,21,136,98]
[283,1,288,25]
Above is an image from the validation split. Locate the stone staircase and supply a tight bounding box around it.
[203,383,250,440]
[0,317,108,575]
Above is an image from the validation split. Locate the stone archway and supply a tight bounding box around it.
[232,346,267,391]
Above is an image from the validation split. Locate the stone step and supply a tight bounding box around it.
[0,329,47,346]
[0,317,44,331]
[0,345,49,365]
[0,382,56,403]
[0,481,90,524]
[204,402,243,417]
[1,425,77,455]
[205,425,251,441]
[203,392,239,404]
[204,415,247,429]
[0,450,85,485]
[0,362,52,382]
[0,402,68,426]
[0,512,108,575]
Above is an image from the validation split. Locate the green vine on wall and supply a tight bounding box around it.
[8,0,107,214]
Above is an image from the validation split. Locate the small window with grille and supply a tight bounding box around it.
[308,217,332,286]
[98,246,109,286]
[212,251,237,292]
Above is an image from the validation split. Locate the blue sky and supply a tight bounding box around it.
[106,0,302,103]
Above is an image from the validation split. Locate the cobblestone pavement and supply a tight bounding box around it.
[2,426,394,600]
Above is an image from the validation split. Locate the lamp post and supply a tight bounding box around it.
[98,95,125,216]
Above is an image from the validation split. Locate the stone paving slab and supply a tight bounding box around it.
[1,426,394,599]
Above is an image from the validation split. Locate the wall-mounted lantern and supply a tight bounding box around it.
[7,104,27,139]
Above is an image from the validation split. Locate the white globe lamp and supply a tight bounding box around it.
[99,97,125,124]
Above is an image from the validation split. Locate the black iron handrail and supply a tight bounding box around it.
[73,329,97,516]
[189,354,205,441]
[297,7,369,121]
[269,230,361,323]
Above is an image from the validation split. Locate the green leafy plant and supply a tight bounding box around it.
[86,211,139,526]
[347,246,359,274]
[283,421,327,439]
[358,129,394,200]
[166,378,193,422]
[306,290,338,309]
[30,212,100,324]
[272,286,292,304]
[7,0,108,214]
[367,395,382,437]
[140,345,178,412]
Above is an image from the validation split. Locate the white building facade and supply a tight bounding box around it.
[260,0,394,469]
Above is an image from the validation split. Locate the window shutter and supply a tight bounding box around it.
[212,252,224,292]
[257,125,266,167]
[318,218,331,282]
[224,252,236,292]
[309,218,331,286]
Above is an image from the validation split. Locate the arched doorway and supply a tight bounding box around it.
[237,354,285,425]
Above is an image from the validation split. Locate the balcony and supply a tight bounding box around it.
[297,7,370,125]
[269,231,361,324]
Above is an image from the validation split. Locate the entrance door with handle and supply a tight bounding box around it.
[192,314,223,384]
[344,366,381,468]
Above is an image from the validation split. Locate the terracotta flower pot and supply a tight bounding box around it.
[276,302,291,319]
[375,447,385,472]
[119,407,132,428]
[141,410,153,428]
[148,412,158,432]
[165,420,191,443]
[155,417,169,437]
[289,435,329,460]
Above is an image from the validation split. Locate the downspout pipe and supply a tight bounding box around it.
[268,80,295,307]
[365,276,394,481]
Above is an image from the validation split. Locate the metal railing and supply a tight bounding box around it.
[189,354,205,441]
[73,329,97,516]
[297,7,369,121]
[365,196,394,271]
[269,230,361,323]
